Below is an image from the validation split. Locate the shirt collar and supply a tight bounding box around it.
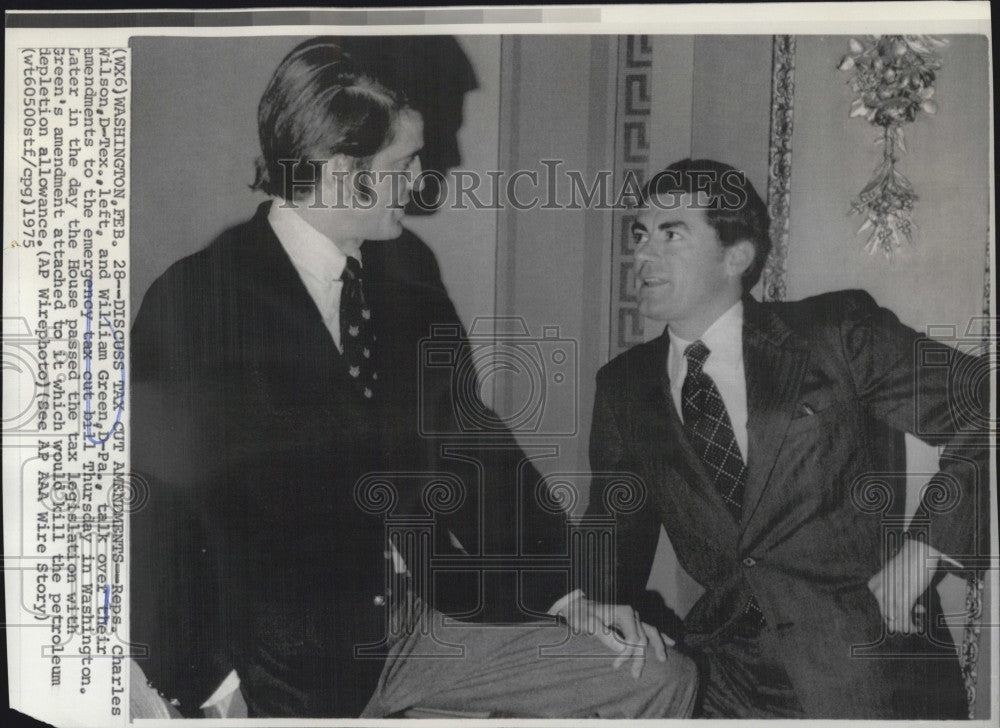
[267,198,360,283]
[668,300,744,366]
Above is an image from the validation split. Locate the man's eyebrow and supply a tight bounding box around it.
[631,220,688,235]
[657,220,688,232]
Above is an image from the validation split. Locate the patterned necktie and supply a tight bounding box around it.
[681,340,765,629]
[681,340,746,520]
[339,256,377,400]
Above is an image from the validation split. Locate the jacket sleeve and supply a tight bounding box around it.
[585,367,661,607]
[130,273,235,716]
[838,290,990,564]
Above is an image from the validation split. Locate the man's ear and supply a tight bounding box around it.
[326,154,354,180]
[320,154,355,205]
[725,239,755,281]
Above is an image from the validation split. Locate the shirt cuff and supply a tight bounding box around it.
[548,589,585,616]
[199,670,240,710]
[926,542,963,570]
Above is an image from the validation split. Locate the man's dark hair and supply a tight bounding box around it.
[640,158,772,293]
[251,37,408,201]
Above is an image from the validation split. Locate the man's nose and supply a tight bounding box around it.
[633,240,652,263]
[408,157,424,192]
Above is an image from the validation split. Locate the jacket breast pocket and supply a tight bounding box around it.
[785,398,843,436]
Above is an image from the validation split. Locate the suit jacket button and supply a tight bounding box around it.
[373,594,386,606]
[742,557,757,568]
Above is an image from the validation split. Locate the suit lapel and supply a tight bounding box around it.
[740,297,810,530]
[634,333,741,548]
[239,202,356,394]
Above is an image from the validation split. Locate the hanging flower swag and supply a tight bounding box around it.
[839,35,948,258]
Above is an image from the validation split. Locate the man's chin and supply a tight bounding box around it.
[638,296,657,318]
[367,221,405,242]
[637,298,666,322]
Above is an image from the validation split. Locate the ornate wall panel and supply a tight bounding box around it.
[962,233,992,717]
[608,35,653,356]
[763,35,796,302]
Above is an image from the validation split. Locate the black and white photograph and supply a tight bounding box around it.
[2,5,996,726]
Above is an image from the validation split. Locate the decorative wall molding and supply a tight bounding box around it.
[962,233,992,718]
[982,235,992,329]
[609,35,653,356]
[762,35,796,302]
[961,571,983,717]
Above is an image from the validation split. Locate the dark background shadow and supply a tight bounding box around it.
[345,36,478,291]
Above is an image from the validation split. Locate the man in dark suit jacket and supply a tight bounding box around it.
[130,37,697,719]
[583,159,987,718]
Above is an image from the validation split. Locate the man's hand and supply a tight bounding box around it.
[555,594,674,679]
[867,535,943,634]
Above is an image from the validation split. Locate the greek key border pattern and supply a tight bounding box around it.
[609,35,653,356]
[762,35,796,303]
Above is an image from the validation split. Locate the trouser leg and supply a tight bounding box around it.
[697,630,804,719]
[361,608,698,719]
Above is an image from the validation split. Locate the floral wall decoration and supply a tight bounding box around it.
[839,35,948,258]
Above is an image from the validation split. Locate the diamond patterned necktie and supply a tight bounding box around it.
[681,340,747,520]
[339,256,377,400]
[681,340,765,628]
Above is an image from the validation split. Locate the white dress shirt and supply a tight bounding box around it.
[267,199,362,352]
[667,301,748,460]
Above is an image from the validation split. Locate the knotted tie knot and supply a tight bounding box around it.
[684,340,711,375]
[342,255,362,283]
